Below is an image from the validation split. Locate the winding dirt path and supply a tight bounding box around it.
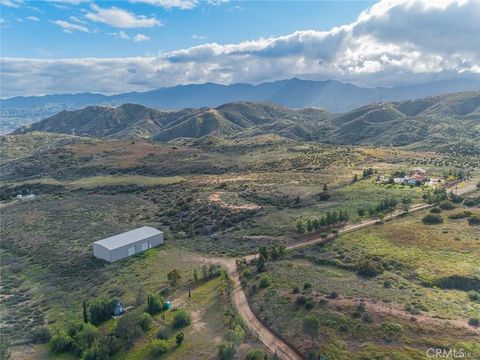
[212,182,479,360]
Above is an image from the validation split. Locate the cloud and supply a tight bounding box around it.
[46,0,90,4]
[134,33,150,42]
[26,16,40,21]
[129,0,198,10]
[192,34,207,40]
[0,0,24,8]
[51,19,90,33]
[2,0,480,97]
[85,4,161,28]
[69,16,87,24]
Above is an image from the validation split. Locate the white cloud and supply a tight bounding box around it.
[69,16,87,24]
[85,4,161,28]
[0,0,24,8]
[134,33,150,42]
[129,0,198,10]
[118,30,130,39]
[51,19,90,33]
[26,16,40,21]
[192,34,207,40]
[2,0,480,97]
[46,0,90,4]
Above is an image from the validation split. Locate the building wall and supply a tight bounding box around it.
[93,244,111,262]
[108,232,164,262]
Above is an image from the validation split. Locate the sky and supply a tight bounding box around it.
[1,0,479,97]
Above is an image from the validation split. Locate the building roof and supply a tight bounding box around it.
[94,226,162,251]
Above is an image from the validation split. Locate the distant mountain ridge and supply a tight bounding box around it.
[2,78,479,134]
[13,91,480,155]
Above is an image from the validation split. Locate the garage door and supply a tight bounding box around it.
[128,246,135,256]
[141,242,148,251]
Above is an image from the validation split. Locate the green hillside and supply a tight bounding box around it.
[13,91,480,154]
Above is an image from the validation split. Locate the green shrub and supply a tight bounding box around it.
[356,260,384,277]
[439,201,454,210]
[156,328,170,340]
[468,318,479,326]
[114,313,143,348]
[292,286,300,294]
[175,332,184,346]
[31,326,52,344]
[468,215,480,225]
[225,324,245,344]
[138,312,153,331]
[147,294,165,316]
[468,290,480,302]
[50,333,73,353]
[382,322,403,337]
[362,313,374,323]
[218,341,236,360]
[149,339,169,357]
[422,214,444,224]
[172,309,192,329]
[303,282,312,290]
[246,348,266,360]
[89,298,115,325]
[259,274,271,288]
[76,323,99,349]
[430,207,442,213]
[463,198,477,207]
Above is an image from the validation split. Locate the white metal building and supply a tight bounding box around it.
[93,226,163,262]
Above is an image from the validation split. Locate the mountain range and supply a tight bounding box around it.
[14,91,480,155]
[2,78,479,134]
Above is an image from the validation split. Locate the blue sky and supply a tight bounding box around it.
[1,1,374,58]
[1,0,479,97]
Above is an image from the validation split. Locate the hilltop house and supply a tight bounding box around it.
[93,226,164,262]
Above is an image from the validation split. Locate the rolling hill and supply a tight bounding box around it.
[2,77,479,134]
[12,91,480,154]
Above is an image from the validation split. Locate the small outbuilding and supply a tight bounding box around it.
[93,226,163,263]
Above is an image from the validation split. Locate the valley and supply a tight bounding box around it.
[1,92,480,360]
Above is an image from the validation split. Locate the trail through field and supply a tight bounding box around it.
[206,181,479,360]
[208,191,261,211]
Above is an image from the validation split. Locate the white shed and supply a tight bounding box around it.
[93,226,163,262]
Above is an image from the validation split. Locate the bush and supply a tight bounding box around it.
[328,291,339,299]
[226,324,245,344]
[246,348,266,360]
[292,286,300,294]
[463,198,477,207]
[356,260,384,277]
[383,280,392,288]
[172,309,192,329]
[439,201,454,210]
[430,207,442,214]
[468,318,479,327]
[147,294,165,316]
[50,333,73,353]
[468,215,480,225]
[156,328,170,340]
[259,274,271,288]
[303,282,312,290]
[114,313,143,348]
[76,323,99,349]
[468,290,480,302]
[422,214,444,224]
[362,313,374,323]
[31,326,52,344]
[82,338,113,360]
[305,298,315,310]
[150,339,169,357]
[296,295,307,305]
[218,341,236,360]
[89,298,115,325]
[382,322,403,337]
[138,312,153,331]
[175,332,184,346]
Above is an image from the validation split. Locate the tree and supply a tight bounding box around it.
[147,294,165,316]
[303,316,319,345]
[201,264,208,279]
[89,298,114,325]
[83,300,88,323]
[295,219,306,234]
[138,313,153,331]
[357,208,366,217]
[149,339,169,357]
[114,313,143,348]
[259,246,269,260]
[76,323,99,349]
[257,254,266,273]
[167,269,182,287]
[172,309,192,328]
[175,332,185,346]
[246,348,266,360]
[50,333,73,353]
[218,342,236,360]
[401,197,412,213]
